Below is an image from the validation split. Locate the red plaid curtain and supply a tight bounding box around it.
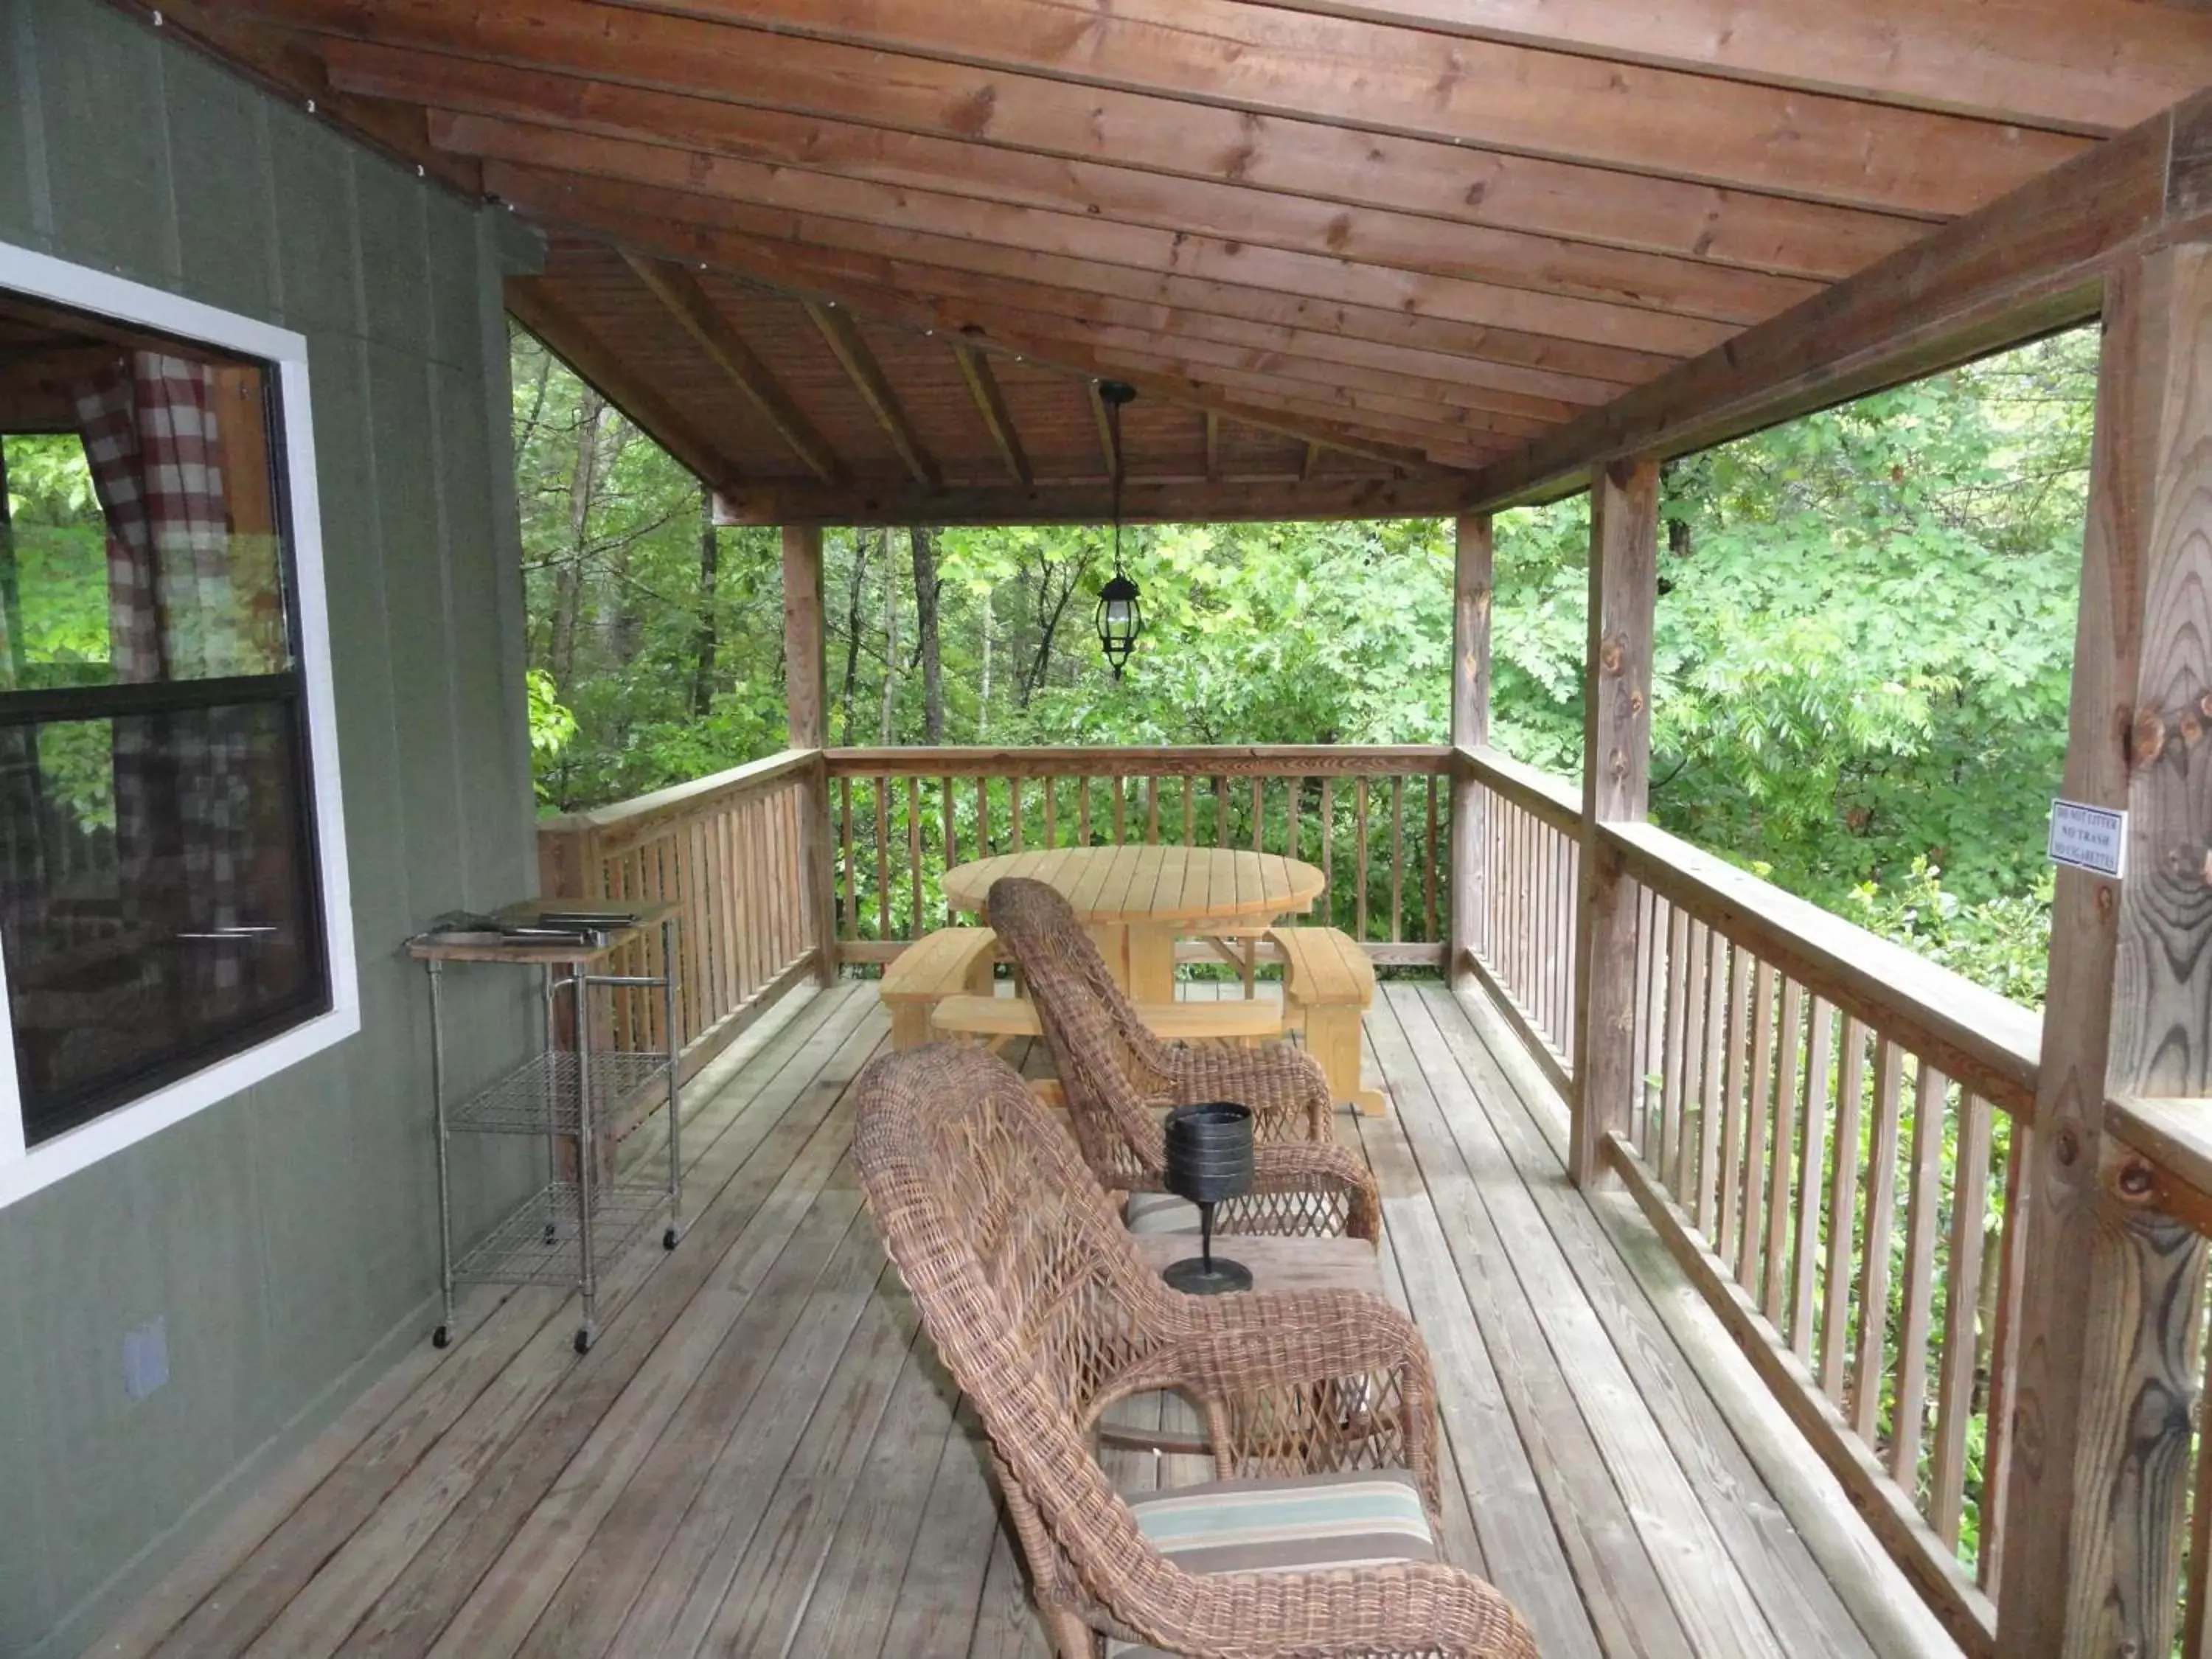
[72,354,251,1005]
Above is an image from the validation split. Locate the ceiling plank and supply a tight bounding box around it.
[716,473,1477,527]
[804,299,942,489]
[484,160,1678,392]
[953,344,1032,487]
[324,44,1818,327]
[505,276,742,490]
[617,251,846,484]
[1245,0,2212,134]
[1203,412,1220,484]
[293,7,1930,282]
[1467,97,2210,510]
[1301,439,1322,482]
[436,114,1732,359]
[561,0,2087,217]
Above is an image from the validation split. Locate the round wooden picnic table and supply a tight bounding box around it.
[942,845,1324,1002]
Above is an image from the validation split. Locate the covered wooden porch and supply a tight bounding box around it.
[89,976,1942,1659]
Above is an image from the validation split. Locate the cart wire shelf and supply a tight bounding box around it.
[446,1051,672,1136]
[451,1179,667,1288]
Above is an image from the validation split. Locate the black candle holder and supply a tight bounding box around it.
[1161,1101,1256,1294]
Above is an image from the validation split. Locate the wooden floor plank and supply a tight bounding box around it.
[87,981,1902,1659]
[1365,997,1700,1659]
[1402,983,1877,1659]
[392,993,888,1658]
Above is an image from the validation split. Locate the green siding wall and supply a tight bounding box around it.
[0,6,544,1653]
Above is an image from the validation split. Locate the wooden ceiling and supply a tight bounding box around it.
[131,0,2212,523]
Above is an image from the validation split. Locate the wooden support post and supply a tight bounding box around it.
[1569,459,1658,1187]
[1447,512,1492,992]
[783,524,838,985]
[1998,249,2212,1659]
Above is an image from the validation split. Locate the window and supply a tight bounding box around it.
[0,243,356,1205]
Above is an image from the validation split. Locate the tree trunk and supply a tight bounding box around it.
[689,481,720,716]
[549,387,605,690]
[979,584,993,739]
[880,534,900,745]
[911,526,944,742]
[839,529,869,747]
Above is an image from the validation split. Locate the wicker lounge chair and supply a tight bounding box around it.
[986,875,1380,1242]
[853,1042,1537,1659]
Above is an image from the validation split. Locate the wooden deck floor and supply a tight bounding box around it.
[88,979,1954,1659]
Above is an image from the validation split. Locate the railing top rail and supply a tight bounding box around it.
[1457,744,1582,833]
[540,747,818,844]
[1607,818,2042,1114]
[824,744,1454,777]
[2106,1096,2212,1235]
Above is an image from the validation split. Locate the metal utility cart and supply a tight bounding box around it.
[406,902,686,1354]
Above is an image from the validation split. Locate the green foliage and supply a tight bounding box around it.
[2,434,111,682]
[511,325,2096,1005]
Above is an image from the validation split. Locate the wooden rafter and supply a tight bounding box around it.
[504,276,742,490]
[1301,439,1323,482]
[951,344,1031,487]
[715,473,1476,527]
[435,115,1731,361]
[299,14,1928,282]
[804,298,941,490]
[319,45,1820,329]
[618,251,845,484]
[1468,93,2212,510]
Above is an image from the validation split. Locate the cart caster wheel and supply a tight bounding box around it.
[663,1225,680,1251]
[432,1325,451,1349]
[574,1326,593,1354]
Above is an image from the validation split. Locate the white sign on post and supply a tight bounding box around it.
[2048,799,2127,879]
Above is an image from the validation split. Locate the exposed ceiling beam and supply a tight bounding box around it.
[617,251,845,484]
[538,0,2087,217]
[504,276,742,490]
[483,161,1676,393]
[715,473,1476,528]
[1244,0,2212,134]
[1468,94,2212,510]
[804,299,941,490]
[327,46,1818,329]
[436,114,1731,361]
[495,168,1470,470]
[952,344,1032,487]
[296,11,1928,282]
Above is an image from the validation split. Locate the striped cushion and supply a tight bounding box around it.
[1105,1470,1436,1658]
[1124,1192,1200,1234]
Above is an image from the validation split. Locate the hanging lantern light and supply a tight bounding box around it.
[1093,380,1143,679]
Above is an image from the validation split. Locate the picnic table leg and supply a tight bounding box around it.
[1124,923,1178,1003]
[1307,1004,1385,1116]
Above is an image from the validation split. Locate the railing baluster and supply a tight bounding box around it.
[839,776,855,942]
[1113,775,1127,843]
[1079,776,1092,845]
[1980,1126,2030,1596]
[1718,949,1752,1267]
[1736,962,1778,1292]
[941,776,957,925]
[1820,1018,1869,1398]
[1216,774,1230,849]
[1042,776,1057,846]
[1852,1038,1906,1444]
[1354,776,1370,943]
[875,776,891,941]
[1147,776,1161,844]
[1391,776,1405,943]
[1930,1091,1992,1548]
[975,776,990,856]
[907,776,923,940]
[1251,776,1265,852]
[1696,928,1727,1232]
[1319,778,1335,925]
[1673,913,1705,1202]
[1181,774,1196,845]
[1764,978,1806,1324]
[1425,774,1439,943]
[1891,1061,1947,1488]
[1792,998,1835,1360]
[1658,902,1690,1176]
[1009,776,1024,854]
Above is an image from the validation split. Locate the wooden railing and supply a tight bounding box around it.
[537,748,824,1084]
[1603,821,2041,1657]
[1450,743,2050,1654]
[1455,746,1581,1094]
[822,746,1453,967]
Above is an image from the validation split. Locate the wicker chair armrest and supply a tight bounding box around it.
[1235,1141,1383,1241]
[1116,1559,1539,1659]
[1151,1042,1335,1142]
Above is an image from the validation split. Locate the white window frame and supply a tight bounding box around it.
[0,238,359,1211]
